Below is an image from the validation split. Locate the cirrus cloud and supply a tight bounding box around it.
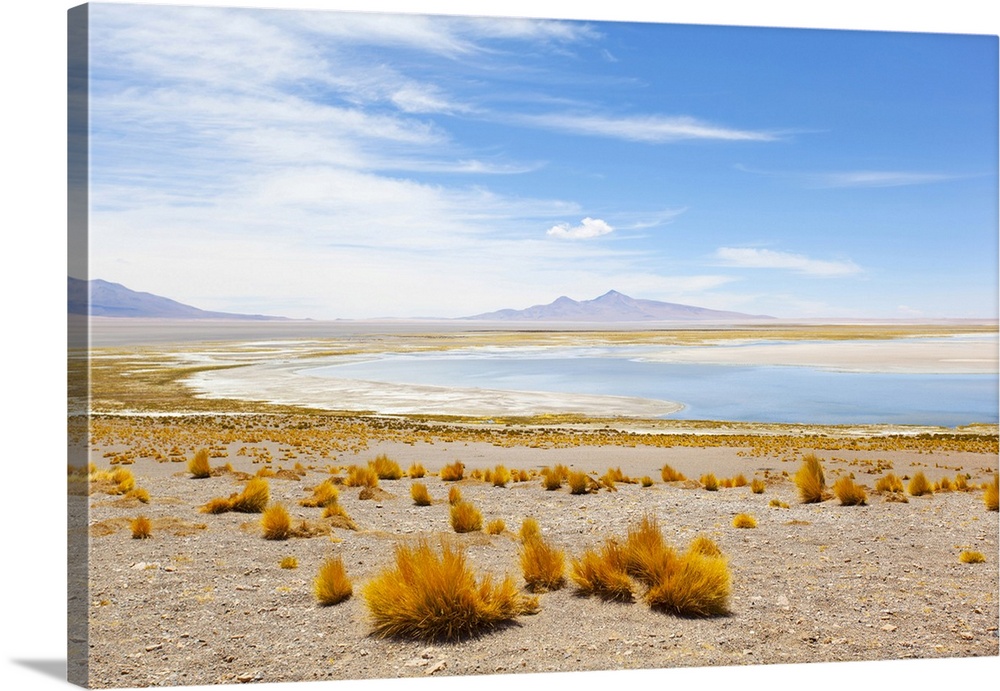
[714,247,862,276]
[546,217,615,239]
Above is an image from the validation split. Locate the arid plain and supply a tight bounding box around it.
[73,322,999,688]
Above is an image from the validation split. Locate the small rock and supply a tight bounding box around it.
[882,625,898,632]
[404,657,429,668]
[144,643,162,652]
[425,660,447,675]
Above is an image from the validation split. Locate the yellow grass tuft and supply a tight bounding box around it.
[450,501,483,533]
[794,454,827,503]
[363,540,536,640]
[542,469,563,491]
[345,465,379,488]
[732,513,757,529]
[959,550,986,564]
[407,463,426,479]
[369,454,403,480]
[130,515,152,539]
[700,473,719,492]
[640,476,654,487]
[750,478,766,494]
[688,535,722,557]
[448,486,463,506]
[230,477,270,513]
[322,502,358,530]
[280,556,298,569]
[953,474,969,492]
[624,515,675,586]
[661,464,686,483]
[261,504,292,540]
[439,461,465,482]
[570,541,634,602]
[519,517,541,544]
[255,466,276,478]
[520,535,566,592]
[299,479,340,508]
[187,448,212,479]
[644,549,731,617]
[491,465,511,487]
[731,473,748,488]
[200,497,234,514]
[769,499,789,509]
[486,518,506,535]
[568,470,590,495]
[874,473,905,494]
[833,476,868,506]
[110,467,135,495]
[410,482,432,506]
[984,473,999,511]
[314,556,353,606]
[125,488,150,503]
[908,471,933,497]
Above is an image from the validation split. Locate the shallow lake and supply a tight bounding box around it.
[306,345,998,426]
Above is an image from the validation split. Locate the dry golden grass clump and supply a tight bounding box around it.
[731,473,748,488]
[125,487,150,503]
[314,556,353,606]
[261,504,292,540]
[322,502,358,530]
[255,466,276,478]
[959,550,986,564]
[644,548,731,617]
[640,476,654,487]
[769,499,790,509]
[448,486,463,506]
[874,473,905,494]
[936,476,953,492]
[410,482,432,506]
[542,469,563,491]
[623,515,675,586]
[570,541,634,602]
[369,454,403,480]
[688,535,723,557]
[520,535,566,593]
[280,556,299,569]
[953,474,970,492]
[491,465,512,487]
[439,461,465,482]
[750,478,766,494]
[517,517,541,544]
[407,463,426,479]
[661,464,686,483]
[700,473,719,492]
[299,479,340,508]
[567,470,591,495]
[908,471,933,497]
[985,473,999,512]
[732,513,757,529]
[833,476,868,506]
[130,515,152,539]
[363,540,537,641]
[187,448,212,479]
[345,465,379,488]
[794,454,827,503]
[450,501,483,533]
[200,477,270,514]
[486,519,506,535]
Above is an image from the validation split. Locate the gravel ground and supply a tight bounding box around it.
[82,431,999,688]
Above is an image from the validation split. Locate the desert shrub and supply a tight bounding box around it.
[439,461,465,482]
[603,467,630,484]
[448,486,463,506]
[188,448,212,479]
[984,473,999,511]
[450,501,483,533]
[908,471,933,497]
[322,503,358,530]
[624,515,675,586]
[520,535,566,592]
[345,465,379,488]
[568,471,590,495]
[874,473,905,494]
[731,473,748,488]
[644,550,731,617]
[200,497,234,514]
[369,454,403,480]
[768,499,789,509]
[750,478,766,494]
[700,473,719,492]
[688,535,722,557]
[130,515,152,539]
[492,465,512,487]
[833,476,868,506]
[935,476,953,492]
[542,470,562,491]
[407,463,426,479]
[794,454,826,503]
[300,479,340,508]
[719,478,733,489]
[255,466,275,478]
[732,513,757,528]
[640,476,654,488]
[280,556,298,569]
[954,474,969,491]
[959,550,986,564]
[519,517,541,544]
[570,541,634,602]
[363,540,536,640]
[231,478,270,513]
[110,468,135,495]
[486,519,506,535]
[125,488,150,503]
[314,556,353,606]
[410,482,432,506]
[261,504,292,540]
[661,464,686,483]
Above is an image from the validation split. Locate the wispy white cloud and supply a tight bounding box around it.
[735,163,967,188]
[714,247,862,276]
[521,113,779,143]
[547,217,615,239]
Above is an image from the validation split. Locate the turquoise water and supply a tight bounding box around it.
[306,346,998,426]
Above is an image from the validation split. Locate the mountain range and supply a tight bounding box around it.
[68,277,287,320]
[465,290,773,322]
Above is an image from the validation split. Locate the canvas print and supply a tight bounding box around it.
[68,2,999,688]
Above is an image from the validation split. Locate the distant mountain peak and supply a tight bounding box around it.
[465,291,773,322]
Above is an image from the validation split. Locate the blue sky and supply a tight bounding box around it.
[85,2,998,320]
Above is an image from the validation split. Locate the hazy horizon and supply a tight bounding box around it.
[83,3,998,321]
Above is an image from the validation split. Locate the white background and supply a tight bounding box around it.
[2,2,997,691]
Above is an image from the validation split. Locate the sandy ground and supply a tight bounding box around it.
[81,420,999,688]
